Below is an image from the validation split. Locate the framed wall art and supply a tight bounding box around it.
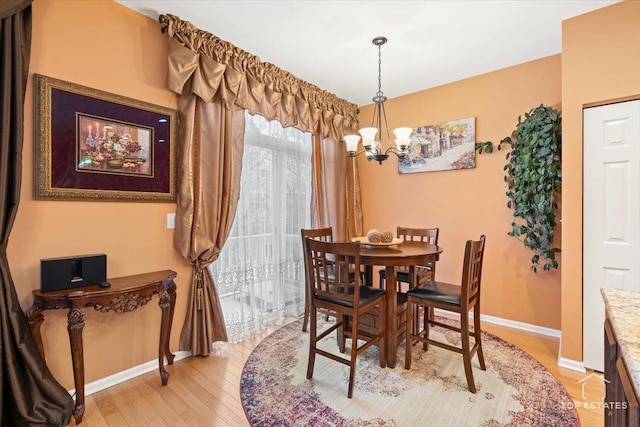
[34,74,177,201]
[398,117,476,174]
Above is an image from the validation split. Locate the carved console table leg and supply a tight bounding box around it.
[67,307,86,424]
[165,287,176,365]
[26,304,46,360]
[158,290,171,385]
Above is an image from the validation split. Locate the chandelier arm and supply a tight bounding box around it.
[348,147,375,158]
[384,147,407,158]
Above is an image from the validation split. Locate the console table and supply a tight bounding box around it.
[26,270,177,424]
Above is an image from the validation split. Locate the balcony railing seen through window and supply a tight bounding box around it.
[211,112,313,342]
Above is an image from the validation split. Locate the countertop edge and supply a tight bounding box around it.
[601,287,640,399]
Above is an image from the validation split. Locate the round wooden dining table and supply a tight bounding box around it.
[358,240,442,368]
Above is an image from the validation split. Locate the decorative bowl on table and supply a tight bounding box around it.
[351,236,404,247]
[352,229,404,247]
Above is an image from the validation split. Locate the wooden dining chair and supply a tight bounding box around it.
[404,235,486,393]
[300,227,333,332]
[304,238,386,398]
[379,226,439,292]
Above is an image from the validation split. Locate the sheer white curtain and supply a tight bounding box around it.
[211,112,313,342]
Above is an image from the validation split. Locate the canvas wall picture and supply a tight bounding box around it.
[398,117,476,174]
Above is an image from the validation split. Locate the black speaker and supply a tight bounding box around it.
[40,254,108,292]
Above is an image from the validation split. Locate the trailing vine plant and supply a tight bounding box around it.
[475,105,562,272]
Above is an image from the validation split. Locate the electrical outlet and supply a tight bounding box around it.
[166,213,176,229]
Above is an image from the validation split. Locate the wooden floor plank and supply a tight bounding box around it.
[173,361,247,426]
[129,375,189,427]
[163,366,236,426]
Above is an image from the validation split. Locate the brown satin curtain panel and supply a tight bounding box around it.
[311,135,363,240]
[0,1,74,425]
[173,97,245,355]
[161,14,363,356]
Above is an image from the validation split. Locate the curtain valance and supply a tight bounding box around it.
[160,14,359,142]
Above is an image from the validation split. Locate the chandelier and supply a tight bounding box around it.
[344,36,413,165]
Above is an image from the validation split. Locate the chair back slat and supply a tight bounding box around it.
[461,235,486,304]
[305,238,361,305]
[301,228,333,296]
[397,226,439,245]
[301,227,333,242]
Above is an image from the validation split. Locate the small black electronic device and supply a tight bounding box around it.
[40,254,107,292]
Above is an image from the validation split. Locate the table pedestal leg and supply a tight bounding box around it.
[385,265,397,368]
[364,266,373,287]
[67,307,85,424]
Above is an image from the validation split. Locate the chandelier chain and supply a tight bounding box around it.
[377,44,383,98]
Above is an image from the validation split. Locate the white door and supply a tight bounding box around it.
[583,99,640,372]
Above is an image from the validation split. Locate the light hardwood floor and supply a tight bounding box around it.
[77,320,603,426]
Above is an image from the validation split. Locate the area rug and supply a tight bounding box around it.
[240,318,579,426]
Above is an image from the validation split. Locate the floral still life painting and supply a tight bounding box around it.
[34,74,176,201]
[78,115,152,176]
[399,117,476,174]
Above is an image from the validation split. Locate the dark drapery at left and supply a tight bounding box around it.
[0,1,74,425]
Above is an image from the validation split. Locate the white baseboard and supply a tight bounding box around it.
[67,351,192,397]
[434,309,591,373]
[481,312,561,338]
[434,308,561,338]
[557,356,587,373]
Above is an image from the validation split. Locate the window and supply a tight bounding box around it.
[211,112,313,342]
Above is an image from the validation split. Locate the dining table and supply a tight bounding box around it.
[357,240,442,368]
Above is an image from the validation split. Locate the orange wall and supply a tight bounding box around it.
[7,1,190,389]
[560,0,640,361]
[11,0,638,391]
[357,55,563,330]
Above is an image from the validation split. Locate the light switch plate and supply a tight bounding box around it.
[166,213,176,229]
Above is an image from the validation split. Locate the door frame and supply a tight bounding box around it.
[582,96,640,371]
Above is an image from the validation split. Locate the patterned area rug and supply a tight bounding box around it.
[240,318,579,426]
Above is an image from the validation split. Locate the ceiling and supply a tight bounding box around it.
[114,0,619,106]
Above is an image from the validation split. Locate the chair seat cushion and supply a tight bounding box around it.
[406,281,461,306]
[317,285,385,308]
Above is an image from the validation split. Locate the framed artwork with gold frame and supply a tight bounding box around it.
[34,74,177,201]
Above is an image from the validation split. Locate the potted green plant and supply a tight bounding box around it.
[476,104,561,272]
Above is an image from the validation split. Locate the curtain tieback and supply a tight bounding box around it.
[0,242,7,257]
[194,266,204,311]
